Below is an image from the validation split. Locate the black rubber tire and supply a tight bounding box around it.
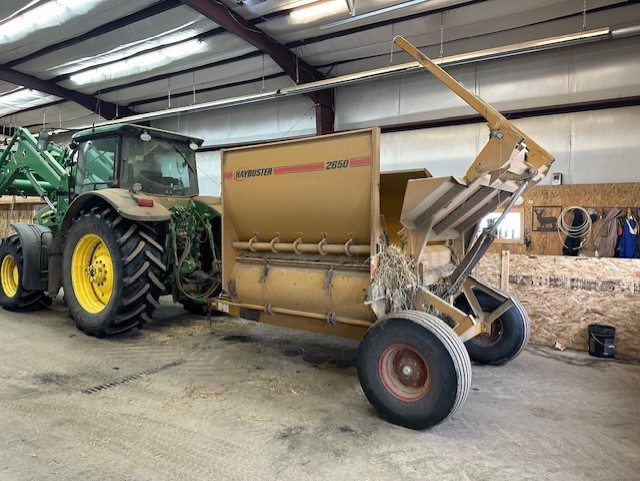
[455,290,530,365]
[62,208,166,336]
[357,311,472,430]
[0,235,46,312]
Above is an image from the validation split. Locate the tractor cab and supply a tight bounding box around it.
[71,124,202,197]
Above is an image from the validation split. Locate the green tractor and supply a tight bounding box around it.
[0,124,221,336]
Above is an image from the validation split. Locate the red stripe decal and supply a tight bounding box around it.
[350,156,372,167]
[223,172,233,179]
[273,162,325,175]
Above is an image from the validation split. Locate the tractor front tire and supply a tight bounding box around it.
[357,311,472,430]
[0,235,46,312]
[62,209,166,336]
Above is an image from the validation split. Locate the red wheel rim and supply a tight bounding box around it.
[379,343,431,402]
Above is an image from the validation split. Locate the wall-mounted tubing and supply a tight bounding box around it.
[231,240,370,256]
[237,302,373,328]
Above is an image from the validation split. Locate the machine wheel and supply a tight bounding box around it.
[455,290,530,365]
[357,311,472,430]
[62,209,166,336]
[0,235,45,311]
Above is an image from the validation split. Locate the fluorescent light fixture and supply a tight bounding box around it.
[70,39,208,86]
[0,0,103,44]
[289,0,348,24]
[320,0,426,29]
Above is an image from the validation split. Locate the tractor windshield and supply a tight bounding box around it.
[121,135,198,196]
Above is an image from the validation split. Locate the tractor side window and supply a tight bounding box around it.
[76,137,117,193]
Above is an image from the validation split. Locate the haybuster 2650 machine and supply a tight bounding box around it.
[0,124,221,336]
[214,36,555,428]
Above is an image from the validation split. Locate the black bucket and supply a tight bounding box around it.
[588,324,615,358]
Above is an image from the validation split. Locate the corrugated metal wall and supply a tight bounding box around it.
[335,37,640,128]
[380,106,640,185]
[153,95,316,148]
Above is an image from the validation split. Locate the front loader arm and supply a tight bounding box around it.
[0,127,69,205]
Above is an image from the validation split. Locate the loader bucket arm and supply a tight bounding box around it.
[393,36,555,292]
[0,127,69,202]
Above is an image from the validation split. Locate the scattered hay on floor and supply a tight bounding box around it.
[183,386,225,401]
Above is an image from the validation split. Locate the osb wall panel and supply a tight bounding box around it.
[476,253,640,359]
[487,182,640,256]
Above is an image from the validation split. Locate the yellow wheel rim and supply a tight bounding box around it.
[1,254,19,298]
[71,234,114,314]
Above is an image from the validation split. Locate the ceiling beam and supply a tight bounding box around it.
[0,67,133,120]
[179,0,334,133]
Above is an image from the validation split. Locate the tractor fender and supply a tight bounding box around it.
[61,189,171,235]
[192,195,222,217]
[10,223,54,291]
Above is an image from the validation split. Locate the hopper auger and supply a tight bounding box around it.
[215,36,555,429]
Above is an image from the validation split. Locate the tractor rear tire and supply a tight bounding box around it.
[62,209,166,337]
[455,290,530,365]
[0,235,46,312]
[357,311,472,430]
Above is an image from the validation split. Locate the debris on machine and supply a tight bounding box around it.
[369,244,417,312]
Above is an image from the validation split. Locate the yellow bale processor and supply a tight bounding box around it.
[215,37,554,429]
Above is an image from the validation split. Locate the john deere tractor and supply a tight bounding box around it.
[0,124,221,336]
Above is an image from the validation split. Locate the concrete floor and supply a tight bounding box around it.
[0,298,639,481]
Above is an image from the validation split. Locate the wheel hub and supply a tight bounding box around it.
[86,259,107,286]
[401,364,413,377]
[71,233,114,314]
[393,350,428,389]
[473,319,504,346]
[379,343,431,402]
